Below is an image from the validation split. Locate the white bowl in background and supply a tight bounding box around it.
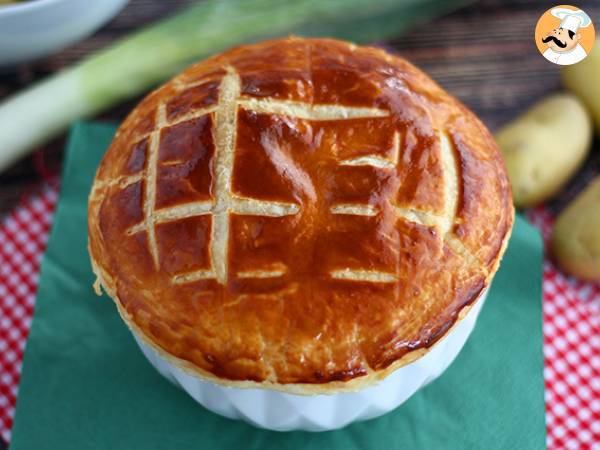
[0,0,128,67]
[133,290,489,432]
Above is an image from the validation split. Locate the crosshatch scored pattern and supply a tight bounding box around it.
[93,65,482,286]
[88,38,513,389]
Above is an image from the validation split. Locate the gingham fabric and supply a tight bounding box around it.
[0,182,58,444]
[0,183,598,448]
[526,207,600,450]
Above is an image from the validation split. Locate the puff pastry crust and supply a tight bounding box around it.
[88,37,513,394]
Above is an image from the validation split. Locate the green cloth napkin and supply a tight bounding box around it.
[10,122,546,450]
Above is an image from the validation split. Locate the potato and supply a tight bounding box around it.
[494,94,592,207]
[552,177,600,281]
[562,41,600,132]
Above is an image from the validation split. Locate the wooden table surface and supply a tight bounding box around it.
[0,0,599,219]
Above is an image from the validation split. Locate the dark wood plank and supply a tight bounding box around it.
[0,0,598,217]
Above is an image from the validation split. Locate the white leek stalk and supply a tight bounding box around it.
[0,0,469,171]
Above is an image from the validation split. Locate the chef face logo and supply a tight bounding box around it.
[542,26,580,52]
[535,5,595,65]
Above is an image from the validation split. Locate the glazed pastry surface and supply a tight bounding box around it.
[88,37,513,392]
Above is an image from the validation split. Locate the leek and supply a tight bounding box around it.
[0,0,470,171]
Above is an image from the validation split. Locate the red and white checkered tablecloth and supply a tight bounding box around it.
[0,182,598,448]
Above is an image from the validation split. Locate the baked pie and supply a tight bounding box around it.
[88,37,513,397]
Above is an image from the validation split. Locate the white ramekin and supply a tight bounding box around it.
[133,290,487,432]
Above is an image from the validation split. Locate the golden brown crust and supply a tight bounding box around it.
[88,37,514,392]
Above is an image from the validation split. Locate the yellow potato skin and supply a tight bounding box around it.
[562,41,600,133]
[495,94,592,207]
[552,177,600,281]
